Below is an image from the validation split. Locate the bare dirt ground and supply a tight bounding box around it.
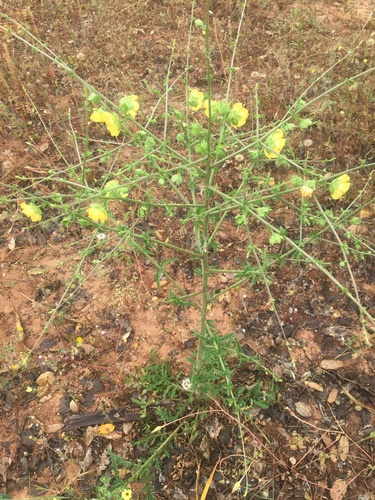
[0,0,375,499]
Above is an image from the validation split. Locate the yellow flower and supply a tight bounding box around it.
[98,423,115,435]
[20,202,42,222]
[76,337,83,347]
[189,89,204,111]
[330,174,351,200]
[104,180,129,199]
[121,489,132,500]
[229,102,249,129]
[264,129,286,159]
[90,109,121,137]
[300,185,314,197]
[119,95,139,119]
[86,205,108,223]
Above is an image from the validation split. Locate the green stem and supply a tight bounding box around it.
[196,0,213,372]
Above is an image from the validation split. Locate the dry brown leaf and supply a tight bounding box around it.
[201,460,219,500]
[338,435,349,461]
[321,359,344,370]
[44,423,64,434]
[81,343,96,355]
[295,401,312,418]
[101,431,122,440]
[39,394,53,403]
[85,426,96,448]
[38,141,49,152]
[347,224,367,236]
[321,434,338,463]
[206,417,223,439]
[36,371,55,398]
[330,478,347,500]
[36,371,55,386]
[321,434,334,448]
[359,208,374,219]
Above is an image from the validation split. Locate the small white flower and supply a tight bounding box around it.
[181,377,192,391]
[96,233,106,240]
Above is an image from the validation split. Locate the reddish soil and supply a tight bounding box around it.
[0,1,374,499]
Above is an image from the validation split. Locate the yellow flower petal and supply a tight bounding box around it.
[20,202,42,222]
[104,114,121,137]
[90,109,121,137]
[330,174,351,200]
[119,95,139,119]
[86,205,108,223]
[98,423,115,435]
[90,109,111,123]
[229,102,249,129]
[264,129,286,159]
[121,489,132,500]
[300,185,314,197]
[189,89,204,111]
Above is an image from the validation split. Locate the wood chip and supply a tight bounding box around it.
[338,435,349,461]
[70,400,79,413]
[304,381,324,392]
[327,388,339,404]
[320,359,344,370]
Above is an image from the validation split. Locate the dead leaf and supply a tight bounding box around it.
[322,434,338,463]
[81,343,96,355]
[122,422,133,435]
[39,394,52,403]
[38,141,49,152]
[304,381,324,392]
[44,423,64,434]
[295,401,312,418]
[347,224,367,236]
[101,431,122,440]
[97,446,112,474]
[206,417,223,439]
[85,426,96,448]
[359,208,374,219]
[330,478,347,500]
[36,371,55,386]
[201,460,219,500]
[321,359,344,370]
[80,447,93,471]
[36,371,55,397]
[338,435,349,461]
